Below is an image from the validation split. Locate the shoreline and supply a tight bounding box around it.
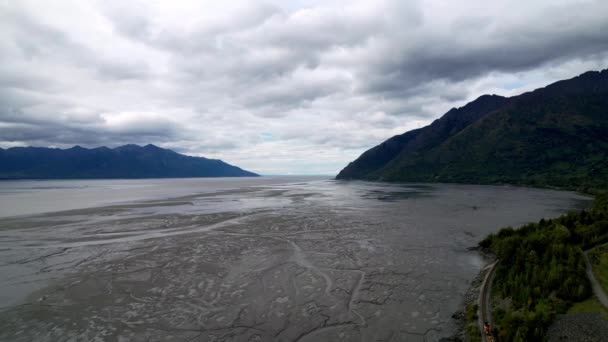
[442,247,496,342]
[446,193,603,342]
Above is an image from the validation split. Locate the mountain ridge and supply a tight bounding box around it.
[337,69,608,190]
[0,144,258,179]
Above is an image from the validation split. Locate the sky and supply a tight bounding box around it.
[1,0,608,175]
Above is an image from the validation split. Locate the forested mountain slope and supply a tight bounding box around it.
[337,70,608,190]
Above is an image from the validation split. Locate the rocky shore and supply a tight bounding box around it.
[441,248,496,342]
[547,313,608,342]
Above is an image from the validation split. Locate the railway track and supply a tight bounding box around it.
[476,243,608,342]
[584,244,608,309]
[478,261,498,342]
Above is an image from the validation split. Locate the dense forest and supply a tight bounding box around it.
[478,194,608,341]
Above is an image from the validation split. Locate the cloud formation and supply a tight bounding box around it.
[1,0,608,174]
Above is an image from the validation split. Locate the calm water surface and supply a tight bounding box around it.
[0,177,591,341]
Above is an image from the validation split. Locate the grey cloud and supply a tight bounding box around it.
[105,2,282,54]
[0,6,77,60]
[1,0,608,174]
[0,105,183,149]
[239,69,347,111]
[100,2,153,42]
[94,60,152,81]
[0,119,182,148]
[1,4,154,83]
[361,2,608,95]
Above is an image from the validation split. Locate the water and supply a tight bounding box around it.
[0,177,591,341]
[0,176,320,218]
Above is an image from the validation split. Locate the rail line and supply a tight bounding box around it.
[478,261,497,342]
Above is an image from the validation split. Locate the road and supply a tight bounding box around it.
[478,261,498,342]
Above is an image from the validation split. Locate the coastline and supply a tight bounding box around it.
[442,247,496,342]
[446,192,606,342]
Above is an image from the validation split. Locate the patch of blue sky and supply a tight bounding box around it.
[261,132,276,142]
[503,79,526,90]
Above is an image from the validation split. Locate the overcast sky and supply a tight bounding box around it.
[1,0,607,175]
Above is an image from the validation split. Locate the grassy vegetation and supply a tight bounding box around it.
[478,194,608,341]
[589,245,608,293]
[568,297,608,320]
[464,303,481,342]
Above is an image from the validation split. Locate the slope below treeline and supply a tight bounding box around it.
[337,70,608,191]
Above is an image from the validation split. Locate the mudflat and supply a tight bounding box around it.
[0,178,590,341]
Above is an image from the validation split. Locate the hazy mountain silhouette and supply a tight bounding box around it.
[0,144,258,179]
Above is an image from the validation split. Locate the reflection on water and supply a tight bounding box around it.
[0,177,592,342]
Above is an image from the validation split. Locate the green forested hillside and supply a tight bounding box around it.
[479,195,608,341]
[337,94,507,179]
[337,70,608,191]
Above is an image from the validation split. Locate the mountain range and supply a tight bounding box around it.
[0,144,258,179]
[337,70,608,190]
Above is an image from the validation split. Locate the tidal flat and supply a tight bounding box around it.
[0,177,591,341]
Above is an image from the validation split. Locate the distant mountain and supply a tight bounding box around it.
[337,70,608,190]
[0,144,258,179]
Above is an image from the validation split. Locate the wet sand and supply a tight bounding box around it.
[0,179,591,341]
